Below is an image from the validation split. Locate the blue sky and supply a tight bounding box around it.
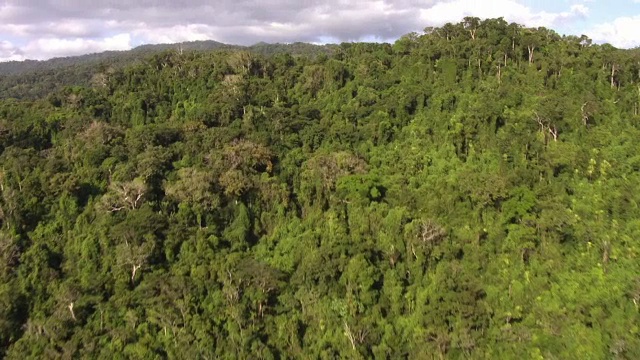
[523,0,639,35]
[0,0,639,62]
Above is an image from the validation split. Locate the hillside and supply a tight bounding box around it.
[0,40,335,99]
[1,19,640,359]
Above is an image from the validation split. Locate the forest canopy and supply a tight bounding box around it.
[1,18,640,359]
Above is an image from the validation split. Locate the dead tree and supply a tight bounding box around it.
[527,45,535,65]
[411,219,447,260]
[68,302,77,321]
[117,241,154,285]
[581,102,590,126]
[343,321,368,351]
[419,219,447,246]
[534,112,558,144]
[100,178,147,213]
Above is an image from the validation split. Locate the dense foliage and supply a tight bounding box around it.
[0,40,334,100]
[1,18,640,359]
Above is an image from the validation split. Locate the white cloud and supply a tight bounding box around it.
[570,4,589,17]
[45,19,99,37]
[586,15,640,48]
[0,24,32,37]
[0,40,25,62]
[21,33,132,60]
[131,24,217,44]
[419,0,588,28]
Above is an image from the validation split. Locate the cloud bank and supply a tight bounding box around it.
[0,0,632,62]
[586,15,640,49]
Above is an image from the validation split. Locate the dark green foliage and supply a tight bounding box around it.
[0,41,336,100]
[1,19,640,359]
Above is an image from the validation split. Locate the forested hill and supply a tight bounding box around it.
[0,41,234,76]
[0,40,335,99]
[1,18,640,358]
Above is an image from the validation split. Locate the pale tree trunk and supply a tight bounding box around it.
[68,302,77,321]
[548,126,558,142]
[535,113,558,144]
[131,263,141,283]
[581,102,589,126]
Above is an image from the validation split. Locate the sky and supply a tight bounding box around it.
[0,0,639,62]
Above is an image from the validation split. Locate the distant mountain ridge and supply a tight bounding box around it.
[0,40,333,76]
[0,40,336,99]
